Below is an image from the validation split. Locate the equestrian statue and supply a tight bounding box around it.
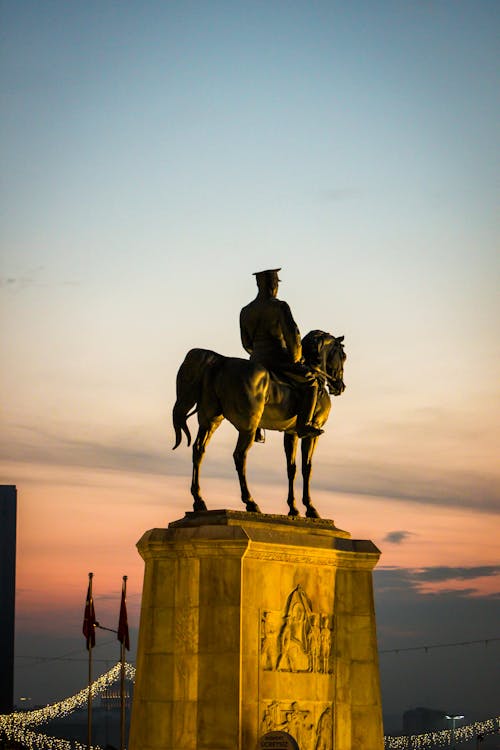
[172,268,346,518]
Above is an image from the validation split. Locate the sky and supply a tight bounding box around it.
[1,0,499,731]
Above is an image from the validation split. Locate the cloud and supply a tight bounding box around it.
[0,266,80,292]
[311,455,500,514]
[0,265,45,290]
[308,405,499,515]
[0,424,184,478]
[375,566,500,599]
[384,530,414,544]
[412,565,500,583]
[2,421,499,514]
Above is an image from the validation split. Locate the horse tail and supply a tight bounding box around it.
[172,348,221,449]
[172,402,192,450]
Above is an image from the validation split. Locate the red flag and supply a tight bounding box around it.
[117,578,130,651]
[82,579,96,650]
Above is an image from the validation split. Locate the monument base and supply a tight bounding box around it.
[129,510,384,750]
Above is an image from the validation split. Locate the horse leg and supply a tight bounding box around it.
[233,430,261,513]
[191,418,222,511]
[301,436,321,518]
[284,432,299,516]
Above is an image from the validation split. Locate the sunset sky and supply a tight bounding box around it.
[1,0,499,728]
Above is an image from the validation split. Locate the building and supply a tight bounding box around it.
[0,485,17,715]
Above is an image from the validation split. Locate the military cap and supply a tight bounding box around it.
[253,268,282,282]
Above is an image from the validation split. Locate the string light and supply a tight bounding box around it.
[379,636,500,655]
[384,716,500,748]
[0,662,136,750]
[0,662,497,749]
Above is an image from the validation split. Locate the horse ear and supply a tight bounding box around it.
[336,335,344,343]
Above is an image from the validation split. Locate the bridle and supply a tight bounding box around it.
[302,330,346,396]
[321,339,345,395]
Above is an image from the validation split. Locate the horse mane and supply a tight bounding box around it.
[302,330,328,368]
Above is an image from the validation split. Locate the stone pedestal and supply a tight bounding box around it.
[129,510,384,750]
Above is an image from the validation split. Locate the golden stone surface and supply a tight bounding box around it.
[129,510,384,750]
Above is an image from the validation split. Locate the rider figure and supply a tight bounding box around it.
[240,268,323,440]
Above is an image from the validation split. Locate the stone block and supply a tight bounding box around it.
[175,558,200,607]
[172,700,198,748]
[152,559,176,606]
[345,615,376,662]
[351,571,375,614]
[144,700,173,748]
[199,555,242,605]
[147,605,175,653]
[142,653,174,701]
[335,701,352,750]
[198,604,240,653]
[173,653,198,702]
[197,699,239,748]
[351,705,384,749]
[350,661,381,707]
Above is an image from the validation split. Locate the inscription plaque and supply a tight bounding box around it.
[260,730,300,749]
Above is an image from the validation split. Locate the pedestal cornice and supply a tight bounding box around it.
[137,509,380,569]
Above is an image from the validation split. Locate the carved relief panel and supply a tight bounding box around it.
[260,585,333,675]
[261,701,333,750]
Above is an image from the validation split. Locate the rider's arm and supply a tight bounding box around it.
[280,302,302,363]
[240,309,253,355]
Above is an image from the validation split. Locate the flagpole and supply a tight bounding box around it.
[87,572,93,750]
[120,575,127,750]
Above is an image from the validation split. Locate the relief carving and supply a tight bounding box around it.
[261,701,333,750]
[319,615,332,675]
[314,707,333,750]
[261,700,281,733]
[261,585,332,674]
[261,611,281,670]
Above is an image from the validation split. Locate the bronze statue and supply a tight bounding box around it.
[173,269,346,518]
[172,270,346,517]
[240,268,323,440]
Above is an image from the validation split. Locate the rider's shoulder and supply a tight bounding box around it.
[275,297,293,313]
[240,299,256,317]
[266,295,286,306]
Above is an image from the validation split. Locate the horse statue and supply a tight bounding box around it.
[172,330,346,518]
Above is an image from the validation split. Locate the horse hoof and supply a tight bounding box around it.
[288,506,300,517]
[305,505,320,519]
[245,500,261,513]
[193,499,208,512]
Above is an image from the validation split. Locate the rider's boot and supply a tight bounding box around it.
[296,382,324,439]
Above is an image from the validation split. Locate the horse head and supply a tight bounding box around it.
[302,330,346,396]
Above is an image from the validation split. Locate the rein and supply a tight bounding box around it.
[309,341,344,391]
